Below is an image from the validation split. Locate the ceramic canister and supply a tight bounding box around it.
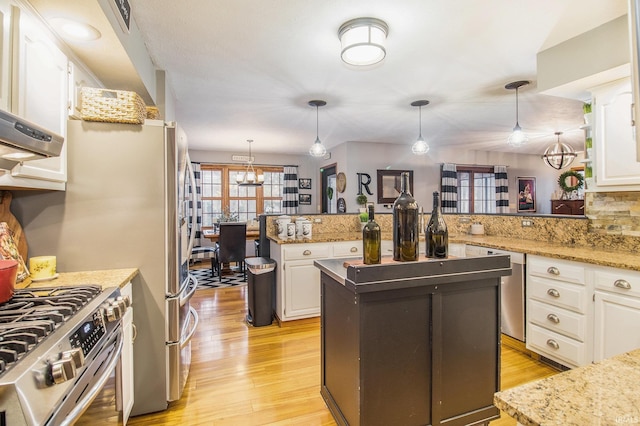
[295,217,307,239]
[276,215,291,239]
[302,221,312,239]
[286,222,296,240]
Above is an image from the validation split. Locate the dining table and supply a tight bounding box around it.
[202,228,260,243]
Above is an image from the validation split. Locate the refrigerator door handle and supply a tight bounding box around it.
[181,307,199,348]
[180,274,198,308]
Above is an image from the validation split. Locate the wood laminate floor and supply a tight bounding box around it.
[80,285,558,425]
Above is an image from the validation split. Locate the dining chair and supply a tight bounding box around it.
[214,222,247,281]
[189,227,217,277]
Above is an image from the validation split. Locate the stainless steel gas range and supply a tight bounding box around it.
[0,285,129,426]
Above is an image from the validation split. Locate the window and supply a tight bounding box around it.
[199,165,283,228]
[456,166,496,214]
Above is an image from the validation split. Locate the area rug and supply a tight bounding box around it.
[191,265,247,289]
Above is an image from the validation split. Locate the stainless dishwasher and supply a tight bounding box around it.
[466,245,526,342]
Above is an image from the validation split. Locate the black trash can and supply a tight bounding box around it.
[245,257,276,326]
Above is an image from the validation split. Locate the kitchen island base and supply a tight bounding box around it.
[316,256,511,426]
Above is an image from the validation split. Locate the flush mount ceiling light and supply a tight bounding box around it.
[338,17,389,66]
[505,80,530,147]
[308,100,327,157]
[542,131,577,170]
[236,139,264,186]
[410,100,430,155]
[50,18,101,41]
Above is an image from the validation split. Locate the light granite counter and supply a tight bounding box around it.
[494,348,640,426]
[17,268,139,290]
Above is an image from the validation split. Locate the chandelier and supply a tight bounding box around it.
[236,139,264,186]
[542,132,577,170]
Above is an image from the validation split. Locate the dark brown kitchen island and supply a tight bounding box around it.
[314,255,511,426]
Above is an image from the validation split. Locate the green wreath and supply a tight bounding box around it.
[558,170,584,192]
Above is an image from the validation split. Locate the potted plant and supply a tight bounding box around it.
[583,102,592,125]
[359,212,368,229]
[356,194,368,212]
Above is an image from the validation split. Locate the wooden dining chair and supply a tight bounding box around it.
[214,222,247,281]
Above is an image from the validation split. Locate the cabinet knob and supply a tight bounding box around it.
[546,339,560,350]
[547,266,560,276]
[614,279,632,290]
[546,313,560,324]
[303,250,311,256]
[350,247,358,253]
[547,288,560,298]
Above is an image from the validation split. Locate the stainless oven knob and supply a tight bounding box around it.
[63,348,85,368]
[117,295,131,308]
[51,357,77,384]
[105,304,122,322]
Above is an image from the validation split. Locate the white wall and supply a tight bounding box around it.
[190,142,579,216]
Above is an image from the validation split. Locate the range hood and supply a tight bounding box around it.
[0,109,64,166]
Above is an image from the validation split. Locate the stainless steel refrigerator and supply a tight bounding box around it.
[13,119,198,416]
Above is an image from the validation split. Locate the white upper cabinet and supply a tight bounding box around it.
[591,77,640,190]
[0,0,12,112]
[0,3,69,189]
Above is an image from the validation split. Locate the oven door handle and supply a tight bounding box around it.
[59,330,124,426]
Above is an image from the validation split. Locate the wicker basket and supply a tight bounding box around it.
[80,87,146,124]
[146,106,160,120]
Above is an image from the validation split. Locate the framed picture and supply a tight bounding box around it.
[299,193,312,205]
[298,178,312,190]
[377,170,413,204]
[517,177,536,212]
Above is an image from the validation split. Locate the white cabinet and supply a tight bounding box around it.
[526,255,592,368]
[0,0,12,112]
[593,266,640,362]
[272,240,363,322]
[591,77,640,190]
[116,282,135,424]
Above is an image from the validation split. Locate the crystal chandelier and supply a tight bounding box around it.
[236,139,264,186]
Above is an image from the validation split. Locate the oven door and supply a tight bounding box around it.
[47,324,124,425]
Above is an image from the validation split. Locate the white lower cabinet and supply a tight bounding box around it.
[116,282,134,424]
[272,241,362,322]
[526,255,591,368]
[593,266,640,362]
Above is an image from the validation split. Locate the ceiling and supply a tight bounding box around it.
[31,0,628,156]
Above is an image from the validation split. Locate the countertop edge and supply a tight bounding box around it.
[19,268,140,290]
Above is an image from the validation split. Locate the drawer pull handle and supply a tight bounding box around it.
[547,266,560,276]
[547,288,560,298]
[546,313,560,324]
[554,204,565,210]
[546,339,560,350]
[614,279,631,290]
[350,247,358,253]
[303,250,312,256]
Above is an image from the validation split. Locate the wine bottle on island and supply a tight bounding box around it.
[392,171,419,261]
[362,204,381,264]
[426,191,448,258]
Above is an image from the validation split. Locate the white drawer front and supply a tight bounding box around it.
[528,276,588,313]
[283,244,331,261]
[528,255,585,285]
[332,241,362,258]
[593,268,640,299]
[527,324,586,368]
[528,300,586,341]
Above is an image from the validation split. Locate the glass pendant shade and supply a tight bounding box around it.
[308,100,327,158]
[505,80,530,147]
[542,132,577,170]
[339,18,388,66]
[411,100,430,155]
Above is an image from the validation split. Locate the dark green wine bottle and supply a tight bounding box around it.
[426,191,448,258]
[393,172,419,261]
[362,205,381,264]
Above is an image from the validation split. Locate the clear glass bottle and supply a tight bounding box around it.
[393,172,419,261]
[362,205,381,264]
[426,191,448,258]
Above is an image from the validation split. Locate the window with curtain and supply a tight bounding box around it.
[199,164,283,227]
[456,166,497,214]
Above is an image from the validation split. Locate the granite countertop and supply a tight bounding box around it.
[17,268,139,290]
[494,348,640,426]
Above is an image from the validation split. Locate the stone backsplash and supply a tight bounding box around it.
[267,210,640,253]
[586,192,640,237]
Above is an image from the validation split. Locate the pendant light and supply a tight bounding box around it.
[505,80,530,147]
[411,100,430,155]
[236,139,264,186]
[542,132,577,170]
[308,100,327,157]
